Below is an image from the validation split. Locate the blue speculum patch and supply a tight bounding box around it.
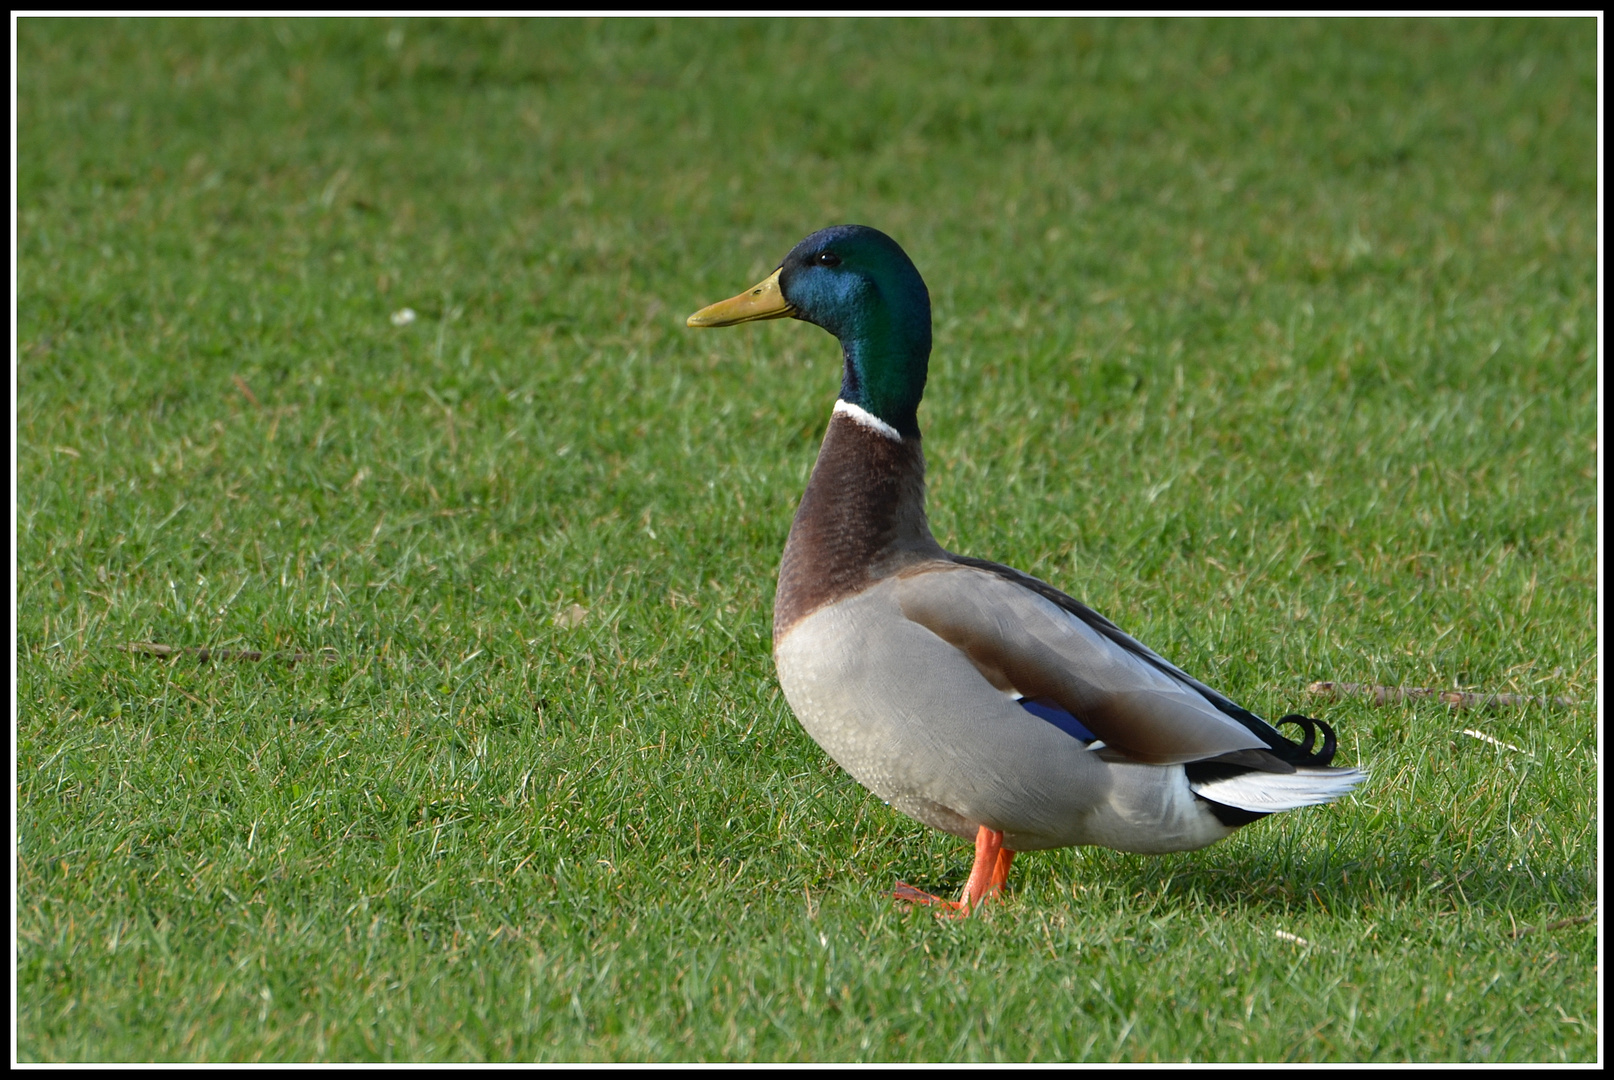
[1017,698,1098,743]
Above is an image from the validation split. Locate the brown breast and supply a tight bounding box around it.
[773,411,945,642]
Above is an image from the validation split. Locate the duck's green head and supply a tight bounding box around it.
[688,225,931,439]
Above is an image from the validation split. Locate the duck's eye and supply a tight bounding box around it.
[815,252,841,268]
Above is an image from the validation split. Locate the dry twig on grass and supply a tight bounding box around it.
[118,641,337,665]
[1308,681,1573,711]
[1510,913,1595,939]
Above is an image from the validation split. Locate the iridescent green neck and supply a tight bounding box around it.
[838,312,929,440]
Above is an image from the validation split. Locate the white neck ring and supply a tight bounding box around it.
[833,399,902,442]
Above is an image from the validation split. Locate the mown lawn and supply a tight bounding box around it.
[16,17,1597,1061]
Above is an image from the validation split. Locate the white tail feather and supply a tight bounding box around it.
[1191,767,1366,813]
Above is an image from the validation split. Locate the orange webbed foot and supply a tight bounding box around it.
[893,881,972,918]
[892,826,1017,919]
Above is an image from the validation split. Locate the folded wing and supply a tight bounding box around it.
[894,563,1271,765]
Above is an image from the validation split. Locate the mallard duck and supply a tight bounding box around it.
[687,225,1364,915]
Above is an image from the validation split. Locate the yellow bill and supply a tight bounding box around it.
[686,267,795,327]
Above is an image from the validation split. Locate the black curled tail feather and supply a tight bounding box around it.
[1280,714,1317,756]
[1190,714,1349,828]
[1274,714,1338,767]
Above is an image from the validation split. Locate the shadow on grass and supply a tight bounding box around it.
[1108,842,1592,920]
[878,834,1590,923]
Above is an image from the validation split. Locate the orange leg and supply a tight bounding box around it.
[894,825,1017,917]
[989,844,1016,894]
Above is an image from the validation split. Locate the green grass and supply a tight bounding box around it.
[16,17,1597,1062]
